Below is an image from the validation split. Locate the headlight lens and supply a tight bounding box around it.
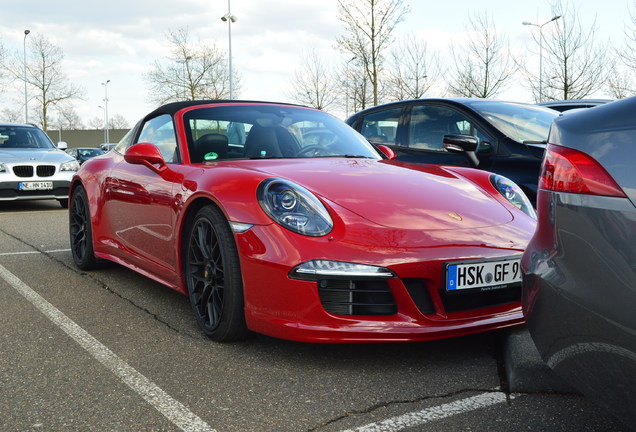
[290,260,395,280]
[60,160,80,172]
[490,174,536,219]
[258,178,333,236]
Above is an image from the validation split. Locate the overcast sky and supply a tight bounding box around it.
[0,0,632,129]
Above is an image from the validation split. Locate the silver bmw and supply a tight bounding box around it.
[0,123,79,207]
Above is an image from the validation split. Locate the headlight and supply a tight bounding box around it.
[60,160,80,172]
[490,174,536,219]
[258,178,333,236]
[290,260,395,280]
[0,163,6,173]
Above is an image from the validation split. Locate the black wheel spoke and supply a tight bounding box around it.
[184,206,247,341]
[69,186,98,270]
[186,216,225,331]
[70,193,88,260]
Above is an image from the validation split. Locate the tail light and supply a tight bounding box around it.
[539,144,626,197]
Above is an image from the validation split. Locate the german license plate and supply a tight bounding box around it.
[446,257,521,292]
[19,181,53,191]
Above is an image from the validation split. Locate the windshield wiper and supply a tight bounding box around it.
[342,154,373,158]
[522,140,547,145]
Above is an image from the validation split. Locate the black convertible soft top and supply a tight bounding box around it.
[145,100,304,120]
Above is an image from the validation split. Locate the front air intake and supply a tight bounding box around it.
[318,279,397,316]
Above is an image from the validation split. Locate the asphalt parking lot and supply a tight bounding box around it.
[0,200,629,431]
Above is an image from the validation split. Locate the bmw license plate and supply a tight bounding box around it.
[19,181,53,191]
[446,257,521,292]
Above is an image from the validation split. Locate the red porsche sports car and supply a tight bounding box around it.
[69,101,536,342]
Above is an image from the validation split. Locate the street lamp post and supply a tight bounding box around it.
[23,29,30,123]
[102,80,110,143]
[98,106,106,143]
[523,15,561,102]
[221,0,237,99]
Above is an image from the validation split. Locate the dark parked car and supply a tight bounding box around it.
[346,98,559,203]
[537,98,612,112]
[66,147,105,165]
[522,97,636,429]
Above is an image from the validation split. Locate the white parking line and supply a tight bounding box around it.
[341,391,516,432]
[0,249,71,256]
[0,264,216,432]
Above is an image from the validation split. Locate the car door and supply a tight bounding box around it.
[103,114,181,279]
[355,103,496,168]
[400,103,496,167]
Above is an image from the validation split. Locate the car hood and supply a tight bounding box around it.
[238,158,513,230]
[0,148,73,164]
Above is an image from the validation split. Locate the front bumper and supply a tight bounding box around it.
[0,166,74,201]
[236,221,530,342]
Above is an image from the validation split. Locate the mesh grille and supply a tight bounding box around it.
[318,279,397,316]
[36,165,56,177]
[13,166,33,177]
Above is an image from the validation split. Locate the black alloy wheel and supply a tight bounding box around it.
[184,205,248,342]
[69,185,99,270]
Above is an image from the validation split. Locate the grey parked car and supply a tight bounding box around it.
[0,123,79,207]
[522,97,636,429]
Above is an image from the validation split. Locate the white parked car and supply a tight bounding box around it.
[0,123,79,207]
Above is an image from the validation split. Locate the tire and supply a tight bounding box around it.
[69,185,99,270]
[184,205,249,342]
[58,199,69,208]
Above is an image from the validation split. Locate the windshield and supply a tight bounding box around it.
[183,105,380,163]
[0,125,56,149]
[79,148,105,157]
[465,101,558,143]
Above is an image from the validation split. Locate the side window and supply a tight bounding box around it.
[137,114,178,163]
[409,106,492,152]
[187,119,249,161]
[359,108,401,145]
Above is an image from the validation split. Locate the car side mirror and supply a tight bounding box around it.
[57,141,68,150]
[443,134,480,167]
[376,144,397,160]
[124,142,168,174]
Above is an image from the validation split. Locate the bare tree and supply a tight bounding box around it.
[145,27,240,105]
[14,34,85,131]
[109,113,130,129]
[447,12,515,98]
[531,1,608,101]
[337,58,371,117]
[336,0,410,107]
[287,49,340,110]
[0,39,7,93]
[608,1,636,98]
[1,107,21,123]
[86,116,103,130]
[56,105,84,130]
[386,34,441,100]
